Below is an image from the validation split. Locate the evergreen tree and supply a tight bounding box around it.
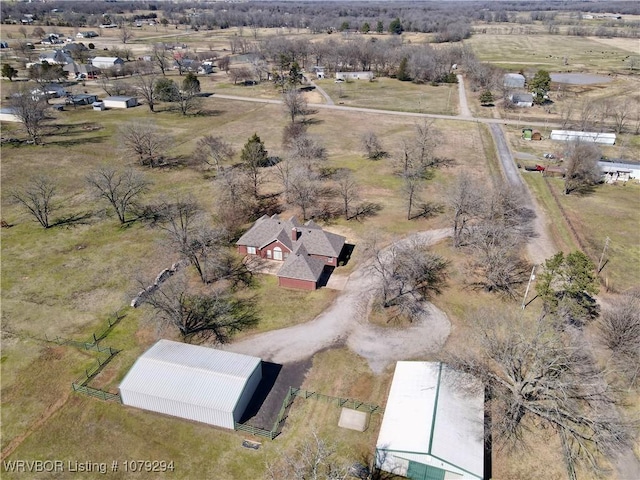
[397,57,410,81]
[2,63,18,81]
[530,69,551,104]
[182,72,201,93]
[389,18,404,35]
[361,22,370,34]
[376,20,384,34]
[479,90,494,105]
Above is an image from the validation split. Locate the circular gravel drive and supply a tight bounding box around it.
[223,228,453,373]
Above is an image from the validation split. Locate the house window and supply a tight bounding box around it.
[266,250,272,259]
[327,258,334,264]
[273,246,283,261]
[247,246,256,255]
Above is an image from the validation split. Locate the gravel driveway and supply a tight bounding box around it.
[223,228,453,374]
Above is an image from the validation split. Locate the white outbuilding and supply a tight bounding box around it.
[0,107,21,123]
[550,130,616,145]
[376,362,485,480]
[503,73,526,89]
[119,339,262,430]
[103,96,138,109]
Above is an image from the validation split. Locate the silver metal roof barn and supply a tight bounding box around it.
[376,362,484,480]
[119,339,262,429]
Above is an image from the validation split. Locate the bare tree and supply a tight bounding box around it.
[217,55,231,73]
[11,176,57,228]
[142,272,258,343]
[282,88,308,124]
[367,238,448,322]
[287,133,327,172]
[8,86,49,144]
[598,292,640,385]
[214,167,257,237]
[288,168,320,221]
[336,171,360,220]
[446,308,633,480]
[119,121,171,167]
[611,99,630,134]
[265,431,350,480]
[119,24,134,44]
[467,223,530,297]
[402,172,423,220]
[193,136,234,172]
[86,167,150,224]
[133,69,158,112]
[151,43,171,76]
[448,172,486,247]
[563,141,602,195]
[578,99,596,132]
[361,130,386,160]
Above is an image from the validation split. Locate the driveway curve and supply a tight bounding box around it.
[223,228,452,373]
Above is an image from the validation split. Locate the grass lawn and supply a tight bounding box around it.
[316,77,459,115]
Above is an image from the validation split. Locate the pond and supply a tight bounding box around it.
[550,73,613,85]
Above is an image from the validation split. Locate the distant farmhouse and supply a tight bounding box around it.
[236,214,346,290]
[509,93,534,108]
[90,56,124,70]
[335,71,374,81]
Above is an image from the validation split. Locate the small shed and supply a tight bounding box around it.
[67,94,99,105]
[503,73,526,89]
[103,96,138,109]
[376,362,485,480]
[93,102,105,111]
[119,339,262,430]
[522,128,542,141]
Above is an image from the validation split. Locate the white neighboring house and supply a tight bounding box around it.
[90,56,124,70]
[119,339,262,430]
[550,130,616,145]
[509,93,534,107]
[38,50,73,65]
[599,161,640,182]
[335,71,374,81]
[103,96,138,109]
[376,362,485,480]
[0,108,21,123]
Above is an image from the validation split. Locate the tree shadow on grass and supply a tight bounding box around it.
[46,135,106,148]
[50,211,93,228]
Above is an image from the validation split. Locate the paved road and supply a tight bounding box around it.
[210,93,560,128]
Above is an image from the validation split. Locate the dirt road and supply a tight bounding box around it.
[457,74,472,118]
[224,229,452,374]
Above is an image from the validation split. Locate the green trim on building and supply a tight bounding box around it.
[427,362,443,454]
[407,461,446,480]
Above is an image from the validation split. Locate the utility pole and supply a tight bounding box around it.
[597,237,610,273]
[521,264,536,310]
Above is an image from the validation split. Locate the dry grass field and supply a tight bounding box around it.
[465,33,639,73]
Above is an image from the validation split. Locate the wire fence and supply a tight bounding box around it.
[42,311,125,402]
[234,386,381,440]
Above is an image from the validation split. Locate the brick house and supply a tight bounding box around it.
[236,215,346,290]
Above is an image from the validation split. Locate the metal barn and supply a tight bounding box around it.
[103,96,138,109]
[550,130,616,145]
[376,362,485,480]
[119,340,262,430]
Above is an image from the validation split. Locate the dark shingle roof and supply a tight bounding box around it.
[277,250,326,282]
[237,215,344,258]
